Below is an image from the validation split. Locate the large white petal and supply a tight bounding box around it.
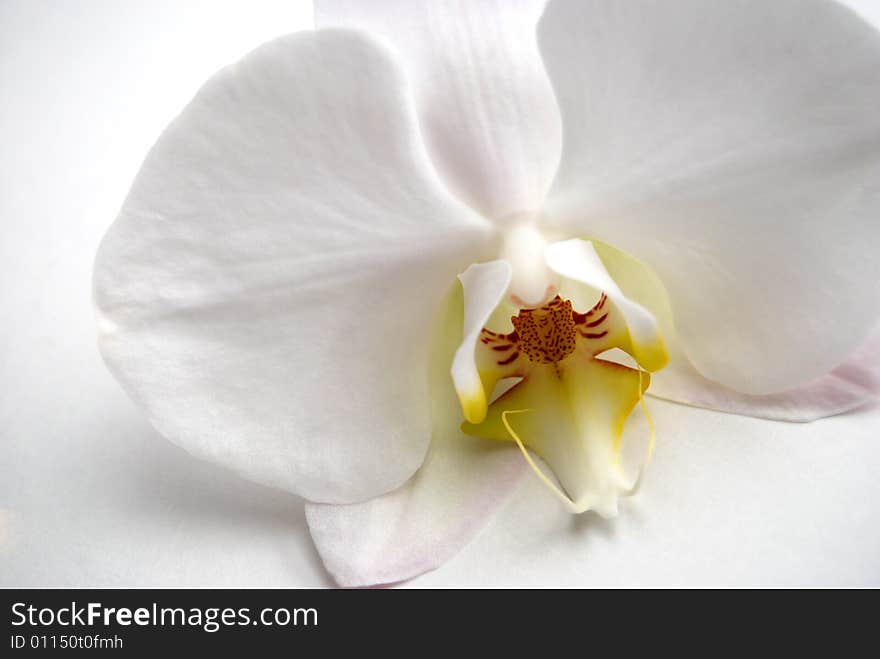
[306,285,527,587]
[316,0,561,221]
[94,30,492,505]
[539,0,880,394]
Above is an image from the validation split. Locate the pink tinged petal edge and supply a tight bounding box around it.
[316,0,561,221]
[651,327,880,422]
[305,444,527,588]
[93,30,491,505]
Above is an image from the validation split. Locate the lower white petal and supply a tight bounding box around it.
[591,238,880,421]
[651,330,880,422]
[305,434,526,587]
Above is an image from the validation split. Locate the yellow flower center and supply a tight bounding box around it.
[462,290,662,515]
[450,239,673,515]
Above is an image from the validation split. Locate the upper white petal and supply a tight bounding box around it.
[317,0,561,221]
[539,0,880,394]
[94,30,490,505]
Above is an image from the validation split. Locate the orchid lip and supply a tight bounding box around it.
[456,272,664,516]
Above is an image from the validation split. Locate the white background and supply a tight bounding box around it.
[2,0,879,587]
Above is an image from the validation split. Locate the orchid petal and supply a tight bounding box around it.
[593,238,880,421]
[539,0,880,394]
[651,332,880,422]
[316,0,561,220]
[307,285,527,587]
[94,31,491,504]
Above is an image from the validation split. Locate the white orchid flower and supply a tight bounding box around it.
[94,0,880,587]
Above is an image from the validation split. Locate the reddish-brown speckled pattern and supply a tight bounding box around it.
[511,296,577,364]
[478,294,612,368]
